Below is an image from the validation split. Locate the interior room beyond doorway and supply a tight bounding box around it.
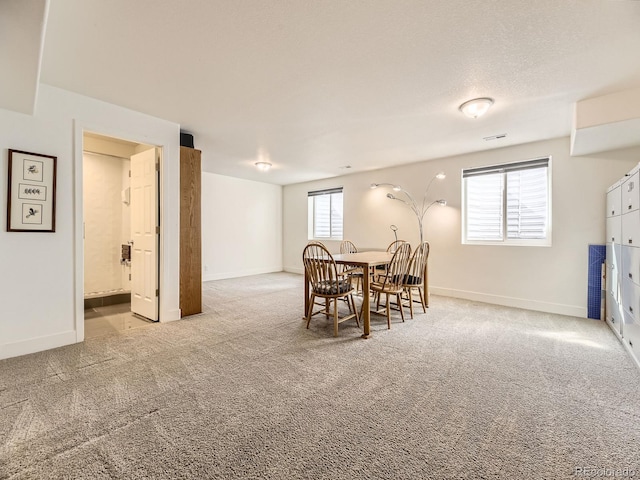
[82,132,158,337]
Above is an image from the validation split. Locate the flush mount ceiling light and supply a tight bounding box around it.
[255,161,272,171]
[459,97,494,119]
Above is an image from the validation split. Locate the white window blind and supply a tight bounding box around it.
[465,172,504,241]
[308,187,343,240]
[506,167,548,239]
[463,158,550,245]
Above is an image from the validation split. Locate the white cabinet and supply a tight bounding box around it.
[621,274,640,322]
[606,181,623,337]
[622,170,639,213]
[606,291,622,330]
[622,212,640,248]
[607,182,623,216]
[621,245,640,287]
[606,215,621,244]
[606,243,621,324]
[624,317,640,360]
[607,164,640,366]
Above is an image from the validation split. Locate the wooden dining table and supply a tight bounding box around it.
[303,251,393,338]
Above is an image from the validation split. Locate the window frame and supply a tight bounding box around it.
[462,157,552,247]
[307,187,344,241]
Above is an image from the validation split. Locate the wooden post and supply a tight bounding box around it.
[179,146,202,317]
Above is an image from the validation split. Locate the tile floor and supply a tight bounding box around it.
[84,303,155,339]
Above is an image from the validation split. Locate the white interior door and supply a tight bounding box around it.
[130,148,159,320]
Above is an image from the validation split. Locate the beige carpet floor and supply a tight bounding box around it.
[1,272,639,479]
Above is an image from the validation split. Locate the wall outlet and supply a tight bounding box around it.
[204,265,208,272]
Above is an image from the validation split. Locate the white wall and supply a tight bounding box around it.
[0,84,180,360]
[283,137,640,317]
[202,172,282,280]
[83,153,130,296]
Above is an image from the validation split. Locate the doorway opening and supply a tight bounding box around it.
[82,132,160,338]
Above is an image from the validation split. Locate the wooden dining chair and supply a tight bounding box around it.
[370,242,412,329]
[375,240,410,281]
[307,240,326,246]
[302,242,360,336]
[340,240,357,254]
[339,240,364,295]
[387,239,407,254]
[402,241,430,318]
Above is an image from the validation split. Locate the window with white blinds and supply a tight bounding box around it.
[462,158,551,245]
[308,187,343,240]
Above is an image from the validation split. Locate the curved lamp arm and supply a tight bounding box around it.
[372,173,446,244]
[422,172,446,212]
[386,193,422,219]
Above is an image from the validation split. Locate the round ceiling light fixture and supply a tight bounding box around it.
[255,161,272,171]
[459,97,494,119]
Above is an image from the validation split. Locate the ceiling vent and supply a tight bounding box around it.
[483,133,507,141]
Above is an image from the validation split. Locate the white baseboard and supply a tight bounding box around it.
[282,270,584,317]
[430,286,586,318]
[161,308,182,322]
[0,330,78,360]
[284,266,304,275]
[203,266,284,282]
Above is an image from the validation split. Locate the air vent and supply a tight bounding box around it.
[483,133,507,141]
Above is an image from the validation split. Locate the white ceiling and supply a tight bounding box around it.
[4,0,640,185]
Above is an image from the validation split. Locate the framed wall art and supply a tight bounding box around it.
[7,149,57,232]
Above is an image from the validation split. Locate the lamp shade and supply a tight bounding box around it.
[371,183,401,191]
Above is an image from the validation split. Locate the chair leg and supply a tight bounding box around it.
[344,294,353,313]
[418,287,427,313]
[333,298,339,337]
[385,293,391,329]
[350,294,360,328]
[397,293,405,322]
[306,294,316,328]
[407,288,414,319]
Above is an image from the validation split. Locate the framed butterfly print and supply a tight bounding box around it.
[7,149,57,232]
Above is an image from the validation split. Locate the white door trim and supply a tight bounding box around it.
[73,119,180,343]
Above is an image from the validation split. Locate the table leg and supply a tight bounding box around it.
[361,267,371,339]
[304,268,310,319]
[423,261,429,308]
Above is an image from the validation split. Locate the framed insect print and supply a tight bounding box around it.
[7,149,57,232]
